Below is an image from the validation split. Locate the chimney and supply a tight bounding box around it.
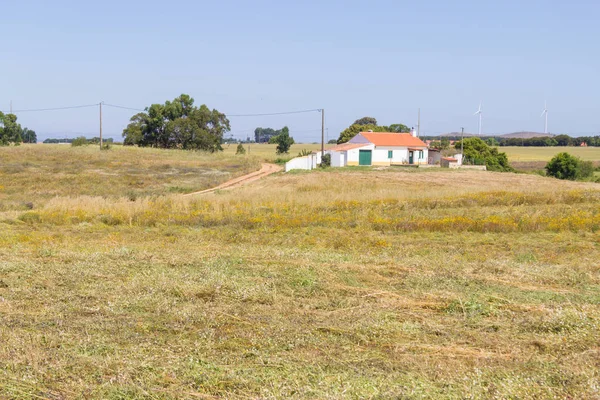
[411,127,416,137]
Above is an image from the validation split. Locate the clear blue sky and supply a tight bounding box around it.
[2,0,599,141]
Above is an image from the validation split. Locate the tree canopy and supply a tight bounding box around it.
[337,119,411,144]
[21,128,37,143]
[454,137,513,172]
[255,127,282,143]
[122,94,230,152]
[274,126,295,154]
[0,112,24,146]
[353,116,378,126]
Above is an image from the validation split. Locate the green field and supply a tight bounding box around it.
[1,146,600,398]
[500,146,600,162]
[225,143,600,164]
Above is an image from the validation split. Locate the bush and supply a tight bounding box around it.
[297,149,312,157]
[236,143,246,155]
[454,137,513,172]
[546,152,593,180]
[320,153,331,168]
[71,136,88,147]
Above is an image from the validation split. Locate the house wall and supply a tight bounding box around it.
[345,144,375,166]
[371,147,429,165]
[330,151,345,167]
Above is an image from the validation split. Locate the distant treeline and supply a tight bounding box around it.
[43,137,114,144]
[422,135,600,147]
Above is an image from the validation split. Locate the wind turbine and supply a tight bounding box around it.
[541,101,548,134]
[474,101,483,135]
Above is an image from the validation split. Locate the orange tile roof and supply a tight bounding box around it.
[327,142,370,151]
[359,132,427,147]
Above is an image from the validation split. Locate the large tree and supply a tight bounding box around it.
[275,126,295,154]
[21,128,37,143]
[0,112,24,146]
[122,94,230,152]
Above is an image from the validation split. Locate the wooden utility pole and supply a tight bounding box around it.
[321,108,325,156]
[99,102,103,149]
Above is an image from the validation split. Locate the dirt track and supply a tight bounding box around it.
[183,163,282,196]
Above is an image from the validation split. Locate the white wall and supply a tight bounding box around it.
[345,144,375,165]
[372,147,429,165]
[330,151,345,167]
[285,155,314,172]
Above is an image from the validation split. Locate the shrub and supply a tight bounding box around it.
[320,153,331,168]
[297,149,312,157]
[454,137,513,172]
[236,143,246,155]
[71,136,88,147]
[545,152,593,180]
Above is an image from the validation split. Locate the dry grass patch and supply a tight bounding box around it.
[1,162,599,398]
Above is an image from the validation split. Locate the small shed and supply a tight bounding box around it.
[441,157,459,168]
[428,148,442,165]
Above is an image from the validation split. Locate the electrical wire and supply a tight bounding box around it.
[103,103,145,112]
[2,104,99,113]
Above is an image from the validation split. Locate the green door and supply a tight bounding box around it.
[359,150,372,166]
[409,151,414,164]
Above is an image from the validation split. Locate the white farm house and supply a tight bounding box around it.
[327,132,429,167]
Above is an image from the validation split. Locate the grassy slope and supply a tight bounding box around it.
[0,144,260,211]
[1,151,600,398]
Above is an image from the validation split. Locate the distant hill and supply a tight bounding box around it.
[499,132,555,139]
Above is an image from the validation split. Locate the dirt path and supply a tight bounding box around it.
[183,163,282,196]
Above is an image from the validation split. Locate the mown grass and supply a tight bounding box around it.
[0,144,260,211]
[222,143,322,162]
[501,146,600,162]
[1,155,599,398]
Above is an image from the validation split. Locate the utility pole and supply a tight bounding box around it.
[461,127,464,158]
[417,108,421,137]
[321,109,325,156]
[99,102,103,149]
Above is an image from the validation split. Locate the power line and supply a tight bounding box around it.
[103,103,145,112]
[2,103,98,113]
[225,109,321,117]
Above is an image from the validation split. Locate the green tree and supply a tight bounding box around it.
[337,124,386,144]
[454,137,512,172]
[255,127,280,143]
[554,134,573,146]
[21,128,37,143]
[485,137,499,146]
[268,135,280,144]
[236,143,246,155]
[353,116,378,126]
[545,152,593,180]
[275,126,294,154]
[122,94,229,151]
[388,124,410,133]
[0,112,24,146]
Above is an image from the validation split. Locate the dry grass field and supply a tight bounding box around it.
[1,146,600,399]
[0,144,260,212]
